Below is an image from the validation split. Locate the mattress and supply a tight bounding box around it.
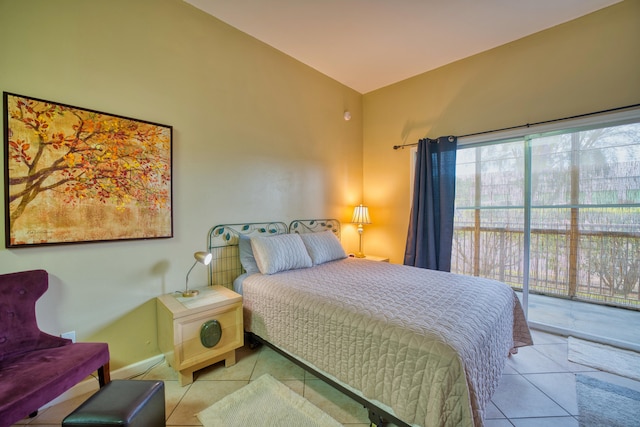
[241,257,532,427]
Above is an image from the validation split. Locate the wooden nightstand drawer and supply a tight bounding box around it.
[157,286,243,386]
[176,301,242,366]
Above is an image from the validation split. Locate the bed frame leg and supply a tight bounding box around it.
[368,407,390,426]
[245,332,262,350]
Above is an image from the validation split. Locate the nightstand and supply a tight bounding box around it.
[363,255,390,262]
[156,286,243,386]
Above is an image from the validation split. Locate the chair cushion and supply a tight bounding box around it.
[0,342,109,426]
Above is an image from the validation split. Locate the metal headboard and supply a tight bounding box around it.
[289,219,341,239]
[207,222,288,288]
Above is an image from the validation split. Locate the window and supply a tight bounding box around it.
[452,113,640,311]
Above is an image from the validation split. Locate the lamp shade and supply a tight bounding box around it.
[194,251,212,266]
[351,204,371,225]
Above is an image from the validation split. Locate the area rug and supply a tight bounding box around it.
[568,337,640,381]
[575,374,640,427]
[196,374,343,427]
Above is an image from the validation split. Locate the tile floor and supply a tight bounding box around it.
[12,329,640,426]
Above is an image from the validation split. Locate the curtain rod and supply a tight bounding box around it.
[392,103,640,150]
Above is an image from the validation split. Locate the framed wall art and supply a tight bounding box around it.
[3,92,173,247]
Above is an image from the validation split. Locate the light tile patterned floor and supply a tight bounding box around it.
[12,330,640,426]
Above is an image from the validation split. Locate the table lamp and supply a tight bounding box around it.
[351,204,371,258]
[183,251,212,297]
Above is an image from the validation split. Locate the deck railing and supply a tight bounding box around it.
[452,226,640,309]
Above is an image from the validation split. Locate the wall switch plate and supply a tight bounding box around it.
[61,331,76,343]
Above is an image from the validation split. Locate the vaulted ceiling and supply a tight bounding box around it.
[184,0,621,94]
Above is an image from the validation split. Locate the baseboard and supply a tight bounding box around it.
[42,354,165,409]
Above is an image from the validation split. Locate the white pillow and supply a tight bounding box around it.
[238,234,260,275]
[251,233,313,275]
[299,230,347,265]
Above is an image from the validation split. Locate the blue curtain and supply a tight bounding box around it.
[404,136,457,271]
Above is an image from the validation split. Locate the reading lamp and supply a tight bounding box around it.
[351,204,371,258]
[183,251,212,297]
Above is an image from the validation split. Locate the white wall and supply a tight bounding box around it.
[0,0,363,369]
[362,0,640,263]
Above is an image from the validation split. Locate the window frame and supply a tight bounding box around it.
[452,107,640,320]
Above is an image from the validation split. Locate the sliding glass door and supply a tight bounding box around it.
[452,119,640,346]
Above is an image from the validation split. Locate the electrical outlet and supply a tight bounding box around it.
[61,331,76,343]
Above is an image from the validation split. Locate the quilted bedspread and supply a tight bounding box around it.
[242,258,532,427]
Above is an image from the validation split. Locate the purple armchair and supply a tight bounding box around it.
[0,270,110,427]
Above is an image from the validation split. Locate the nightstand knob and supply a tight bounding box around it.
[200,319,222,348]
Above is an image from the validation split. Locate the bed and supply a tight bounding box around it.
[207,219,532,427]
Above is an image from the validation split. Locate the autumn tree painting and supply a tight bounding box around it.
[4,93,172,246]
